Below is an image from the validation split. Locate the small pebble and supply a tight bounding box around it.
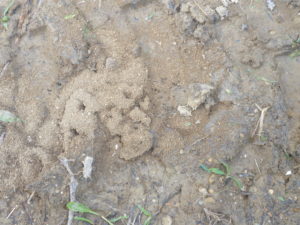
[204,197,215,204]
[199,187,208,195]
[241,24,248,31]
[285,170,292,176]
[268,189,274,195]
[161,215,172,225]
[179,149,184,154]
[105,57,118,70]
[208,188,214,194]
[216,6,228,19]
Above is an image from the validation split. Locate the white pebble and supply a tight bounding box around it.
[285,170,292,176]
[82,156,94,179]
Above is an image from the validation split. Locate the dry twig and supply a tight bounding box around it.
[252,104,270,138]
[203,208,232,225]
[60,157,78,225]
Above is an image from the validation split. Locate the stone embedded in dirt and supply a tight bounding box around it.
[241,23,249,31]
[180,2,191,13]
[177,105,192,116]
[172,83,215,112]
[216,6,228,20]
[190,4,206,24]
[221,0,230,7]
[203,5,219,24]
[187,83,215,110]
[180,2,206,25]
[105,57,118,70]
[161,215,173,225]
[179,13,197,35]
[82,156,94,179]
[161,0,176,12]
[266,0,276,11]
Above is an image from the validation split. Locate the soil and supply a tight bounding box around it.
[0,0,299,225]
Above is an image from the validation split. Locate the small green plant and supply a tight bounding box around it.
[290,36,300,58]
[67,202,99,216]
[137,205,152,225]
[66,201,128,225]
[0,110,21,123]
[200,161,244,190]
[64,14,76,20]
[74,216,94,225]
[1,0,14,30]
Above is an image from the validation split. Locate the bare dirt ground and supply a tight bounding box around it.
[0,0,300,224]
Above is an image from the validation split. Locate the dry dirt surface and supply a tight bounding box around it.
[0,0,300,224]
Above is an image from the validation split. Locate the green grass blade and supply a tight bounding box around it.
[199,164,210,172]
[64,14,76,20]
[208,168,226,175]
[74,216,94,225]
[290,49,300,58]
[200,164,226,175]
[230,176,243,190]
[220,161,231,176]
[0,110,20,123]
[144,216,152,225]
[109,215,129,223]
[3,0,14,16]
[66,202,99,216]
[137,205,152,217]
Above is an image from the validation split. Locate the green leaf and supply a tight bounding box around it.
[144,216,152,225]
[1,15,9,22]
[3,0,14,16]
[66,202,99,216]
[64,14,76,20]
[230,176,243,190]
[199,164,210,172]
[109,215,129,223]
[208,168,226,175]
[2,22,8,30]
[290,49,300,58]
[220,161,231,176]
[74,216,94,225]
[278,196,285,202]
[200,164,226,175]
[137,205,152,217]
[0,110,20,123]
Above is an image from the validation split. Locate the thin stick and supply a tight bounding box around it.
[27,191,35,204]
[0,62,10,78]
[6,205,18,219]
[60,157,78,225]
[258,107,269,137]
[192,0,208,17]
[254,159,261,174]
[252,104,270,138]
